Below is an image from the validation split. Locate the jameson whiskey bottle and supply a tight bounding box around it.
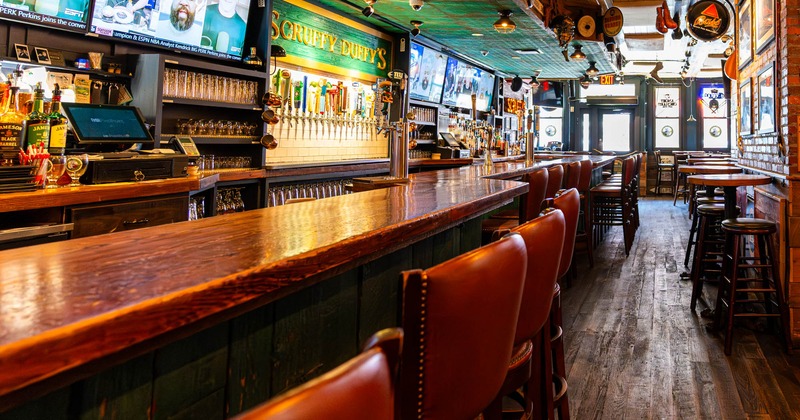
[22,82,49,150]
[0,83,24,165]
[48,84,67,155]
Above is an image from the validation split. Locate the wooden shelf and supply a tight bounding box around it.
[162,97,262,110]
[413,121,436,127]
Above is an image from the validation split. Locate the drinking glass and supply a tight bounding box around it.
[46,155,67,189]
[65,154,89,187]
[176,70,188,98]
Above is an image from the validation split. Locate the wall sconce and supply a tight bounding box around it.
[530,74,540,88]
[585,61,599,77]
[494,10,516,34]
[362,0,376,17]
[269,44,286,75]
[569,44,586,61]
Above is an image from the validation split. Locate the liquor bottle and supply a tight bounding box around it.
[0,82,13,165]
[243,47,263,69]
[48,84,67,155]
[0,83,25,164]
[22,82,49,150]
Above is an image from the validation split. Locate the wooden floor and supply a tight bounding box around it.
[562,197,800,420]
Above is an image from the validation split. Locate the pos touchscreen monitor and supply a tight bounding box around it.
[61,103,154,144]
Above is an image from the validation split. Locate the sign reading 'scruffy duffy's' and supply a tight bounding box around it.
[271,0,393,80]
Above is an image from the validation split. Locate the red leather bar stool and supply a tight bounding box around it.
[233,328,402,420]
[400,233,527,419]
[545,164,565,199]
[591,156,636,255]
[480,168,549,244]
[715,218,791,356]
[563,162,581,190]
[485,210,565,420]
[574,159,594,268]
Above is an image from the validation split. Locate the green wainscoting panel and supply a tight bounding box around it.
[77,353,154,420]
[0,387,70,420]
[358,247,412,345]
[226,304,275,417]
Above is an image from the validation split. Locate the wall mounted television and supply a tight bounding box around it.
[441,57,495,112]
[532,81,563,107]
[408,42,447,104]
[0,0,91,33]
[89,0,251,61]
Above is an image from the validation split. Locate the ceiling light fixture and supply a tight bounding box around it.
[362,0,376,17]
[410,20,423,37]
[579,74,592,89]
[514,48,541,55]
[585,61,599,77]
[527,0,534,8]
[530,74,541,88]
[569,44,586,61]
[494,10,516,34]
[472,33,484,37]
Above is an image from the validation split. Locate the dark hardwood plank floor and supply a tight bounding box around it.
[562,197,800,420]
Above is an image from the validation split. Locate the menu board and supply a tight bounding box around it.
[408,42,447,104]
[90,0,251,61]
[0,0,91,32]
[442,57,495,112]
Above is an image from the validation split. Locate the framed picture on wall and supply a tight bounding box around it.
[757,64,776,134]
[739,79,752,134]
[754,0,775,53]
[738,0,753,69]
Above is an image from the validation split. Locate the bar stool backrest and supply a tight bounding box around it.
[577,159,593,193]
[623,156,636,186]
[654,150,662,164]
[399,234,527,420]
[522,168,549,221]
[545,165,565,199]
[234,328,403,420]
[549,188,581,278]
[563,161,581,190]
[510,209,565,344]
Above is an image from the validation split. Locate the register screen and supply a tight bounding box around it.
[62,104,154,143]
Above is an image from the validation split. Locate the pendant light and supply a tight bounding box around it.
[579,74,592,89]
[585,61,599,77]
[569,44,586,61]
[494,10,516,34]
[530,74,541,88]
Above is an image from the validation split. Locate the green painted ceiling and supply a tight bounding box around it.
[308,0,617,79]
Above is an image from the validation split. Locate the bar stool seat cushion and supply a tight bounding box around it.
[697,197,724,205]
[590,185,622,195]
[721,218,776,233]
[696,203,726,216]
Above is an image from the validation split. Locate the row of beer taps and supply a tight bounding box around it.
[269,106,389,142]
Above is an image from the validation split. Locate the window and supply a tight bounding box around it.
[539,106,562,149]
[699,84,729,149]
[654,87,680,148]
[582,84,636,97]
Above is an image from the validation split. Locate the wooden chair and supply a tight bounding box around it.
[234,328,402,420]
[400,234,527,420]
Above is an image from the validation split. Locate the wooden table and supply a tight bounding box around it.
[678,166,742,211]
[687,174,772,219]
[686,158,736,165]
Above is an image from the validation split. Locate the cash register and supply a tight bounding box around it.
[436,132,471,159]
[62,103,189,184]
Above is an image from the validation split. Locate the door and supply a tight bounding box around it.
[577,108,634,153]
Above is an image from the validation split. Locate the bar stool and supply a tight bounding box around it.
[715,218,791,356]
[563,162,581,190]
[574,159,594,268]
[545,165,565,199]
[653,150,674,195]
[689,203,730,312]
[233,328,402,419]
[684,195,726,269]
[481,168,549,243]
[485,210,565,420]
[673,152,690,205]
[399,233,527,419]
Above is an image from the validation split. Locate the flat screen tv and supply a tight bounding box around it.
[408,42,447,104]
[61,103,154,144]
[89,0,251,61]
[441,57,495,112]
[0,0,91,33]
[532,81,563,107]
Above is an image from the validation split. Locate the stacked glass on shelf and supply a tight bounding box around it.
[410,106,436,124]
[188,196,205,221]
[195,155,253,173]
[409,149,432,159]
[176,119,258,137]
[216,188,246,215]
[267,179,352,207]
[163,68,259,105]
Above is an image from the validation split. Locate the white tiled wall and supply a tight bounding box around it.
[266,114,389,163]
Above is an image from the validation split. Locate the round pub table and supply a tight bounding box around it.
[678,166,742,211]
[687,174,771,219]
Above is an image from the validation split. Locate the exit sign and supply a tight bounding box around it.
[599,74,616,85]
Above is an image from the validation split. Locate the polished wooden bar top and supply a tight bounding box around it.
[0,155,613,404]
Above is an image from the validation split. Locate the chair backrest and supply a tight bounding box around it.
[399,234,527,420]
[522,168,549,221]
[654,150,662,164]
[549,188,580,278]
[235,328,403,420]
[622,156,636,186]
[577,159,593,194]
[545,164,564,199]
[510,209,565,344]
[563,161,581,190]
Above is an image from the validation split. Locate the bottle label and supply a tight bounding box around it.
[0,123,22,149]
[26,122,49,149]
[49,124,67,148]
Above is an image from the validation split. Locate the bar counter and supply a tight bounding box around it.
[0,155,614,415]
